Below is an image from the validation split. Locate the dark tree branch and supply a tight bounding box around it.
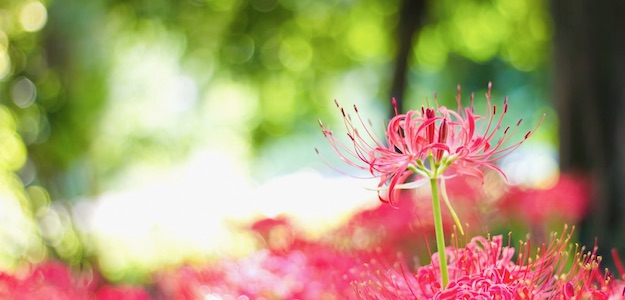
[389,0,427,116]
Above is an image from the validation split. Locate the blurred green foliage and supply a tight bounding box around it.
[0,0,554,281]
[0,0,553,198]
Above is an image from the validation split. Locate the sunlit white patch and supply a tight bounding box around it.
[252,170,377,237]
[20,1,47,32]
[81,149,257,278]
[499,143,558,188]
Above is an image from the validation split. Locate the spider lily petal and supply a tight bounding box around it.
[317,83,542,206]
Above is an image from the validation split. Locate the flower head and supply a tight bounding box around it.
[351,226,623,299]
[317,83,543,205]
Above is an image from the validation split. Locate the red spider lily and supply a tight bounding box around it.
[317,83,543,206]
[351,226,624,299]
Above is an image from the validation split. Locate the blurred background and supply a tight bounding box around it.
[0,0,623,286]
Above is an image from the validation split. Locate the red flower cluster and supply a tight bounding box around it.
[153,217,364,299]
[148,214,624,299]
[0,260,149,300]
[352,227,624,299]
[0,188,607,300]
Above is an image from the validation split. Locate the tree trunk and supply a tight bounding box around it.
[551,0,625,268]
[389,0,427,116]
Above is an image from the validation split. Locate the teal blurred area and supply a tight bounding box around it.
[0,0,558,283]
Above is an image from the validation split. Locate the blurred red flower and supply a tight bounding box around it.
[0,260,150,300]
[153,217,366,299]
[498,173,590,226]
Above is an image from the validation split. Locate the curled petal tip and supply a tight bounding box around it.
[391,98,399,115]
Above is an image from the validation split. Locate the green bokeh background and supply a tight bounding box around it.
[0,0,558,283]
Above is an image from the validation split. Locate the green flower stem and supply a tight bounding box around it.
[440,178,464,236]
[430,177,449,289]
